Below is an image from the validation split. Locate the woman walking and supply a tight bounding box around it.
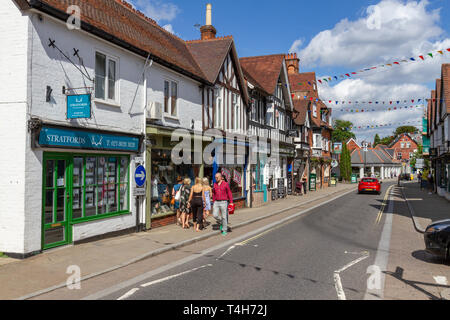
[180,178,192,229]
[203,177,212,224]
[189,178,205,232]
[172,176,183,226]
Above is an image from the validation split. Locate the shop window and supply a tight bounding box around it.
[150,149,198,217]
[95,52,118,103]
[219,166,244,199]
[72,155,129,221]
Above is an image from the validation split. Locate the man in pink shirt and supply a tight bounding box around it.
[212,172,233,236]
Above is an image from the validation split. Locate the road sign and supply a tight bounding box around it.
[135,165,146,188]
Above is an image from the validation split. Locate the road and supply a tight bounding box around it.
[96,182,395,300]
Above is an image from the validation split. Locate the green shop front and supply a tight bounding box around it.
[36,125,142,250]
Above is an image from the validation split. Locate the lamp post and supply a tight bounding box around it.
[362,141,368,177]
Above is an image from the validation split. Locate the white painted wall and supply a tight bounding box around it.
[1,4,205,255]
[0,1,30,254]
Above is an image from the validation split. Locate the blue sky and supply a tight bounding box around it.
[130,0,450,143]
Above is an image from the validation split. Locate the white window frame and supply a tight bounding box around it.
[313,134,322,149]
[313,104,317,117]
[214,88,223,129]
[232,93,241,132]
[163,79,178,118]
[94,51,119,105]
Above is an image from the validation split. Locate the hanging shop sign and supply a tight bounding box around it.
[38,126,140,152]
[309,174,317,191]
[67,94,91,119]
[333,143,343,154]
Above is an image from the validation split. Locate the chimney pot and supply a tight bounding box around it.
[201,4,216,40]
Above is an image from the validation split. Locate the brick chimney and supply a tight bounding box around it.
[285,53,300,75]
[200,4,216,40]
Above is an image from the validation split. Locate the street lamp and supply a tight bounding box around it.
[362,141,368,177]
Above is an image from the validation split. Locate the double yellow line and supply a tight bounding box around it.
[376,185,394,224]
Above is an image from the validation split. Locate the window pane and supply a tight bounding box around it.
[120,157,129,182]
[108,59,116,100]
[56,160,66,187]
[46,160,55,187]
[72,187,83,219]
[107,158,118,212]
[73,158,83,187]
[171,82,177,116]
[56,188,66,222]
[97,186,108,215]
[45,190,54,224]
[95,53,106,99]
[85,157,97,217]
[44,226,65,246]
[164,81,170,113]
[120,183,129,211]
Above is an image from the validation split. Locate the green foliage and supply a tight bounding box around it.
[339,143,352,182]
[394,126,418,136]
[332,120,356,143]
[373,134,381,147]
[379,135,395,146]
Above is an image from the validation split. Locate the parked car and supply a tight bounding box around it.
[358,178,382,195]
[424,220,450,261]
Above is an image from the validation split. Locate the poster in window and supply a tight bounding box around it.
[232,169,242,186]
[86,158,96,176]
[86,192,94,207]
[73,189,80,209]
[221,168,231,181]
[108,191,116,205]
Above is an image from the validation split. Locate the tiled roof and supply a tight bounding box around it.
[351,148,398,165]
[186,37,233,83]
[293,100,308,125]
[288,72,317,94]
[24,0,208,83]
[436,78,441,126]
[442,64,450,113]
[239,54,285,95]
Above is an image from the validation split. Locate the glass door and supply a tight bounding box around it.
[42,154,72,250]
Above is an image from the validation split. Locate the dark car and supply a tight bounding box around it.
[424,220,450,261]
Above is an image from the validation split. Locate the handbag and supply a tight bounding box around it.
[228,203,236,215]
[174,188,181,201]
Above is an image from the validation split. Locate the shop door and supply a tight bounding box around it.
[42,155,72,249]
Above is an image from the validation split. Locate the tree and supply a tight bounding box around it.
[340,142,352,182]
[373,134,381,147]
[394,126,418,136]
[332,120,356,143]
[379,135,395,146]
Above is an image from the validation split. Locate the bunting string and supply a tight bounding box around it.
[294,95,442,105]
[336,104,425,113]
[308,48,450,85]
[347,120,422,131]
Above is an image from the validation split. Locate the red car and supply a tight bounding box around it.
[358,178,382,195]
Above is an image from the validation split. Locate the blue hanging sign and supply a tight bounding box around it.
[67,94,91,119]
[38,126,140,152]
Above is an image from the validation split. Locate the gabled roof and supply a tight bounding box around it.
[436,78,442,126]
[186,36,249,105]
[239,54,286,95]
[388,133,419,148]
[20,0,209,84]
[186,37,233,83]
[351,148,399,165]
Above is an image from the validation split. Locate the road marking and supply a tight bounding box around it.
[434,276,448,285]
[376,185,394,225]
[334,252,370,300]
[364,185,395,300]
[117,288,139,300]
[140,264,212,288]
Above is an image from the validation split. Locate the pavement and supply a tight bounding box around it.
[400,180,450,232]
[0,182,358,300]
[384,181,450,300]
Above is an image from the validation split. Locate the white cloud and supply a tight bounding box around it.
[289,0,449,142]
[289,39,303,54]
[163,24,175,33]
[129,0,180,23]
[296,0,444,68]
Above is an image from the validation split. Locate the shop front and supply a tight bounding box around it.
[36,125,142,250]
[145,127,204,228]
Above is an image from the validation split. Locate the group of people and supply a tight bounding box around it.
[172,173,234,235]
